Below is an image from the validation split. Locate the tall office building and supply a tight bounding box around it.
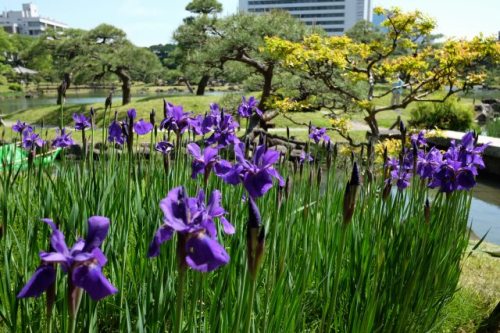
[0,3,68,36]
[239,0,372,35]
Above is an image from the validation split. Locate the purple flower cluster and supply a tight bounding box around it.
[299,151,313,164]
[108,119,125,145]
[73,113,91,131]
[202,104,240,148]
[220,143,285,198]
[148,187,234,272]
[12,120,33,134]
[386,131,488,193]
[160,102,192,136]
[238,96,263,118]
[18,217,117,301]
[52,128,75,148]
[309,126,330,144]
[107,110,154,146]
[22,130,45,151]
[12,120,45,151]
[187,143,230,182]
[155,141,174,155]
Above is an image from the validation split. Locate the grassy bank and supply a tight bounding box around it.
[441,241,500,332]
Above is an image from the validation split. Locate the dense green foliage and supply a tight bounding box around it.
[0,120,472,332]
[0,29,38,85]
[265,8,500,140]
[170,0,223,94]
[409,98,475,131]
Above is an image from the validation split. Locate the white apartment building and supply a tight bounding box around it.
[239,0,372,35]
[0,3,68,36]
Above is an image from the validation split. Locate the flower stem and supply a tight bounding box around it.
[174,234,187,333]
[321,225,348,332]
[174,267,186,333]
[244,278,257,333]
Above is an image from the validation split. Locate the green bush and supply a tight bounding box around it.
[409,98,475,131]
[8,83,23,92]
[219,92,246,114]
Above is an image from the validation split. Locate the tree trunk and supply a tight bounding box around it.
[181,78,194,94]
[196,75,210,96]
[115,68,132,105]
[258,68,273,111]
[122,79,131,105]
[244,69,275,136]
[365,113,380,143]
[56,73,71,105]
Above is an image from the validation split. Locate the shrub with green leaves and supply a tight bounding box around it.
[8,83,23,92]
[409,98,475,131]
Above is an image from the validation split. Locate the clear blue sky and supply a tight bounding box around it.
[2,0,499,46]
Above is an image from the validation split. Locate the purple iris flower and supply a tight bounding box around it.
[160,103,191,135]
[309,127,330,144]
[148,187,233,272]
[205,111,240,148]
[155,141,174,155]
[187,143,230,182]
[221,143,285,198]
[455,132,489,175]
[389,168,412,190]
[187,143,219,179]
[12,120,33,134]
[385,153,414,190]
[238,96,263,118]
[133,119,153,135]
[108,120,125,145]
[188,115,204,136]
[426,131,488,192]
[299,151,313,164]
[210,103,220,113]
[417,147,443,179]
[73,113,91,131]
[411,131,427,147]
[52,128,75,148]
[127,108,137,120]
[18,217,117,301]
[386,157,400,171]
[22,130,45,150]
[428,161,476,193]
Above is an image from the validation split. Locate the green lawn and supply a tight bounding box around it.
[440,241,500,332]
[4,95,222,127]
[3,88,496,144]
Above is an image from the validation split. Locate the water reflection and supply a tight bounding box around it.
[470,177,500,244]
[0,89,228,115]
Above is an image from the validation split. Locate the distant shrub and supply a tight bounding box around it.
[409,98,474,131]
[219,93,245,114]
[8,83,23,92]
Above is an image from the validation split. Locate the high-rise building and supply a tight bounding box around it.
[0,3,68,36]
[239,0,372,35]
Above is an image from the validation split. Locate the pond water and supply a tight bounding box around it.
[469,177,500,245]
[0,89,227,115]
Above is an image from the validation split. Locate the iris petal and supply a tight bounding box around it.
[185,234,230,272]
[84,216,110,252]
[72,263,118,301]
[148,225,174,257]
[17,265,56,298]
